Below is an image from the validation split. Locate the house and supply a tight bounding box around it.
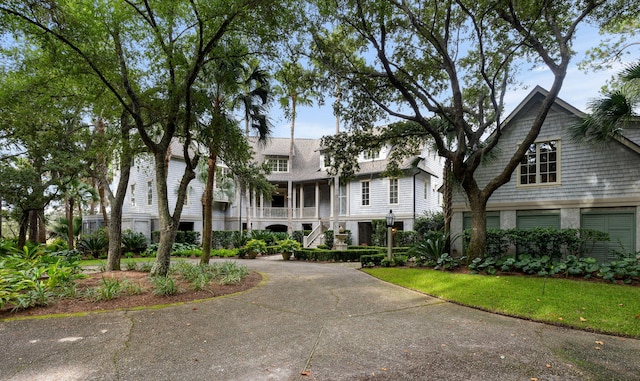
[450,87,640,262]
[86,134,444,246]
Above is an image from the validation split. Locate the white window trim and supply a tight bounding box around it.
[130,184,136,207]
[266,157,289,173]
[516,139,561,188]
[147,180,153,206]
[361,180,370,206]
[389,178,399,205]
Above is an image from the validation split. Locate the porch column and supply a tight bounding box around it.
[315,182,321,218]
[299,184,304,219]
[329,180,334,218]
[260,193,264,218]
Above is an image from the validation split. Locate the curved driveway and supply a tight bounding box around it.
[1,257,640,380]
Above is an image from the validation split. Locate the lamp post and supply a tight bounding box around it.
[386,209,395,260]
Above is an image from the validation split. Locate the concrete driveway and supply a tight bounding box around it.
[1,257,639,381]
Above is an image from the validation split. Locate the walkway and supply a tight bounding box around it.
[1,258,639,380]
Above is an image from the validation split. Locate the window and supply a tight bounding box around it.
[147,181,153,206]
[322,153,332,168]
[339,183,347,215]
[361,181,370,206]
[424,178,430,199]
[363,149,380,160]
[130,184,136,207]
[389,178,398,204]
[518,140,559,185]
[266,157,288,173]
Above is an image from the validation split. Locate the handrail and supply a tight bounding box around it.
[303,223,324,248]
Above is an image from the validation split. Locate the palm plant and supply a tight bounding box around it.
[193,48,272,265]
[274,60,320,235]
[571,61,640,143]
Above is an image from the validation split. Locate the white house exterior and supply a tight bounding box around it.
[450,87,640,262]
[87,134,444,246]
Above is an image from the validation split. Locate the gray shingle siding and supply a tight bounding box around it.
[451,87,640,257]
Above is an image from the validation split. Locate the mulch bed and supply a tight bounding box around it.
[0,270,262,319]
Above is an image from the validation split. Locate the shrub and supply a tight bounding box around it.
[121,230,148,253]
[395,231,419,247]
[175,230,201,246]
[250,230,277,245]
[414,211,445,238]
[151,276,178,296]
[212,248,238,257]
[244,239,267,258]
[276,238,301,259]
[78,229,109,259]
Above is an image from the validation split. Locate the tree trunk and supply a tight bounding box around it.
[465,193,488,262]
[151,147,194,276]
[28,209,38,244]
[104,116,134,271]
[245,187,251,232]
[106,206,123,271]
[443,158,453,252]
[17,210,28,248]
[287,96,296,236]
[200,153,217,265]
[37,209,46,243]
[66,198,75,250]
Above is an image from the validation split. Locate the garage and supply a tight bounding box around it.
[516,210,561,230]
[581,211,636,263]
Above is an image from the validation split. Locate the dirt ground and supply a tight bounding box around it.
[0,270,262,319]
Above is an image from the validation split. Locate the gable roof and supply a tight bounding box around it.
[503,86,640,156]
[502,86,585,127]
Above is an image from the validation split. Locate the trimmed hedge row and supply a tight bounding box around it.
[295,248,372,262]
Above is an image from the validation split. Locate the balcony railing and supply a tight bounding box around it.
[256,207,317,219]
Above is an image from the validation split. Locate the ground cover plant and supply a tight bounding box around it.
[363,267,640,338]
[1,256,259,319]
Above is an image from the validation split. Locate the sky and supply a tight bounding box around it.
[268,25,638,139]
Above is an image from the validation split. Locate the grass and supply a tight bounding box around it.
[363,268,640,338]
[80,257,157,267]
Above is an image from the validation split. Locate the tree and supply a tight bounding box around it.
[236,59,271,233]
[274,60,320,235]
[312,0,607,260]
[1,0,297,276]
[62,179,98,250]
[572,61,640,143]
[0,48,91,247]
[193,47,273,265]
[582,0,640,70]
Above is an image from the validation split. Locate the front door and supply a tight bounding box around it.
[358,222,372,246]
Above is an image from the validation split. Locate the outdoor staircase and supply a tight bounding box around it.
[303,222,327,248]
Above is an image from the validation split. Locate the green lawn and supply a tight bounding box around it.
[79,257,156,267]
[363,268,640,338]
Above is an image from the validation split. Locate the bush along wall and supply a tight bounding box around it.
[323,230,353,250]
[295,247,367,262]
[462,227,610,259]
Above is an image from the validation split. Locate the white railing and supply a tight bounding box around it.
[261,207,288,218]
[304,223,324,248]
[254,207,317,219]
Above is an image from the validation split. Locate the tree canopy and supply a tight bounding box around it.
[311,0,609,259]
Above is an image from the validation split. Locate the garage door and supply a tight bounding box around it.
[581,212,635,263]
[516,211,560,230]
[463,212,500,230]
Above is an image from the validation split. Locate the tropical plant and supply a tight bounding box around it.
[244,239,267,259]
[77,229,109,259]
[276,238,301,260]
[121,230,148,254]
[572,61,640,143]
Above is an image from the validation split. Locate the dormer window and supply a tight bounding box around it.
[266,157,288,173]
[363,149,380,160]
[322,153,332,168]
